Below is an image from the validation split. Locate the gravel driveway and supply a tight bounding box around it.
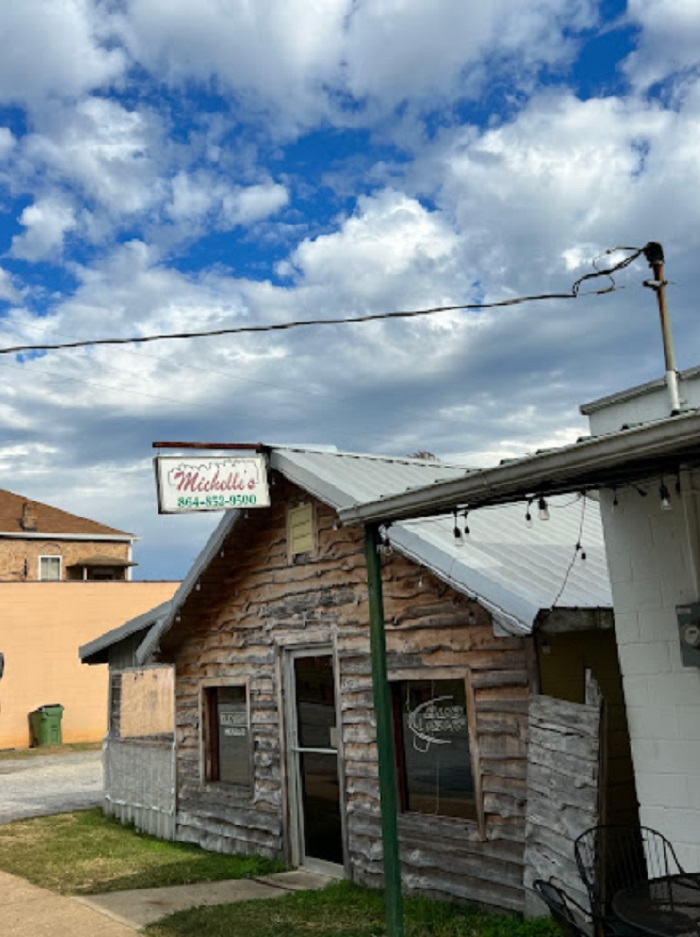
[0,750,103,823]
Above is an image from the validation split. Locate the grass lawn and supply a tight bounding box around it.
[0,808,284,894]
[0,809,558,937]
[145,880,560,937]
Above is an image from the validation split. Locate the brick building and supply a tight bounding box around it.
[0,488,136,581]
[0,487,177,749]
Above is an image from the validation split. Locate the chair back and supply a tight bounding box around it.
[532,879,594,937]
[574,824,685,918]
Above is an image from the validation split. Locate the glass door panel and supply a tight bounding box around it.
[292,654,343,867]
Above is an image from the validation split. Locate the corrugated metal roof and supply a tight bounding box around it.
[394,495,611,634]
[272,448,611,634]
[128,446,612,662]
[270,446,470,509]
[80,599,173,664]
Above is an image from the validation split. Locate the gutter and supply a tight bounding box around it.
[338,409,700,525]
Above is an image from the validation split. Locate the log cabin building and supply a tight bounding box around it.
[82,446,638,914]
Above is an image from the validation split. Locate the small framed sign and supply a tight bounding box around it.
[154,455,270,514]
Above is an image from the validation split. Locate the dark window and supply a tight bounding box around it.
[205,685,251,789]
[393,678,476,821]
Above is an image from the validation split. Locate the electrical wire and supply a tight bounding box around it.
[549,494,588,608]
[0,245,646,357]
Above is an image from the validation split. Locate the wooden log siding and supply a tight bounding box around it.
[522,691,602,917]
[165,477,530,913]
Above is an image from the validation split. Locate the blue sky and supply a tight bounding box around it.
[0,0,699,579]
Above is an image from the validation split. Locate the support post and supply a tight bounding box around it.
[643,241,680,414]
[364,523,404,937]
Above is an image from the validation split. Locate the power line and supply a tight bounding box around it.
[0,245,645,357]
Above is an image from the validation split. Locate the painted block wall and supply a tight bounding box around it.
[583,365,700,436]
[0,581,177,750]
[597,475,700,870]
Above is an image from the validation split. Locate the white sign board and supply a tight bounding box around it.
[154,455,270,514]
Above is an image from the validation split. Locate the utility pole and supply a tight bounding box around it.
[643,241,681,414]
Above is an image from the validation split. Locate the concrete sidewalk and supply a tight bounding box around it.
[2,868,332,935]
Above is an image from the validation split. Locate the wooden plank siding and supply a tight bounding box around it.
[162,476,530,913]
[522,690,602,916]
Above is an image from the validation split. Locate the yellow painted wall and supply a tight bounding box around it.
[0,581,177,750]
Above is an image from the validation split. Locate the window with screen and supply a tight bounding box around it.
[393,678,477,821]
[205,685,251,790]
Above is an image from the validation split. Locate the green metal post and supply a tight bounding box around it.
[364,523,404,937]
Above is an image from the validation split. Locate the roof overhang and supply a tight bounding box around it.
[0,531,136,542]
[80,599,173,664]
[68,555,137,568]
[338,409,700,524]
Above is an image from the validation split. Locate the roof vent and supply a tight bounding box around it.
[21,502,38,531]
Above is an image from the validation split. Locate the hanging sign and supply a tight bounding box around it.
[154,455,270,514]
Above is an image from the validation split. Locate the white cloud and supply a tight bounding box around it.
[342,0,596,112]
[22,97,164,218]
[116,0,348,132]
[624,0,700,92]
[167,172,289,228]
[0,266,21,303]
[115,0,598,133]
[0,128,15,160]
[0,0,124,107]
[286,189,460,296]
[222,182,289,226]
[10,195,77,261]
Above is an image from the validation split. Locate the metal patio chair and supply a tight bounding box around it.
[574,824,686,935]
[533,879,596,937]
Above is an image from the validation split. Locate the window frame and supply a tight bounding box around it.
[38,554,62,581]
[391,673,483,831]
[201,681,253,794]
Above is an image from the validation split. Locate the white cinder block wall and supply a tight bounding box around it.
[584,370,700,869]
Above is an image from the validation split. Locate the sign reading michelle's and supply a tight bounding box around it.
[154,455,270,514]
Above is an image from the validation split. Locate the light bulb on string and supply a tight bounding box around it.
[463,510,470,537]
[538,496,550,521]
[525,499,533,528]
[453,510,464,547]
[659,480,672,511]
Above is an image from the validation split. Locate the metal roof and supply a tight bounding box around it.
[88,446,611,663]
[273,447,610,633]
[338,409,700,525]
[270,446,469,509]
[392,496,610,633]
[80,599,173,664]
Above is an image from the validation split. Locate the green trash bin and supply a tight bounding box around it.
[29,704,64,747]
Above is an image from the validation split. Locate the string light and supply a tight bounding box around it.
[538,496,550,521]
[453,510,465,547]
[659,480,672,511]
[462,510,470,536]
[612,487,619,509]
[378,525,394,556]
[525,499,534,528]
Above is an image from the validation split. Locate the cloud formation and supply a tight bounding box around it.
[0,1,699,578]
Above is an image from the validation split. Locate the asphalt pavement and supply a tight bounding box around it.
[0,749,103,823]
